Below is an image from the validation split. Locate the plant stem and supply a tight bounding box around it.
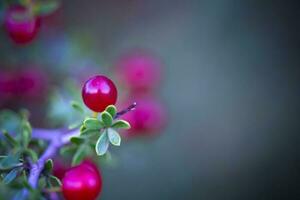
[17,102,136,200]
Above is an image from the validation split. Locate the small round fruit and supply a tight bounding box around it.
[120,96,167,136]
[82,75,118,112]
[115,50,162,92]
[4,5,40,44]
[62,161,102,200]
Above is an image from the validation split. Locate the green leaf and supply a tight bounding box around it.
[72,145,87,166]
[60,145,76,156]
[21,120,32,148]
[107,128,121,146]
[80,129,98,137]
[44,159,53,174]
[105,105,117,118]
[23,149,38,162]
[68,121,82,129]
[22,170,32,191]
[70,137,85,145]
[0,155,21,170]
[33,0,60,16]
[95,130,109,156]
[3,168,19,184]
[70,101,84,114]
[0,110,22,134]
[2,130,18,148]
[112,120,131,129]
[101,111,113,127]
[84,118,104,129]
[48,175,62,187]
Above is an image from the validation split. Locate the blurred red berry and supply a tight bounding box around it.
[53,159,69,180]
[115,50,162,93]
[0,68,47,101]
[62,161,102,200]
[120,96,167,136]
[4,5,40,44]
[82,75,118,112]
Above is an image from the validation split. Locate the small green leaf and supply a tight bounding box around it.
[3,168,19,184]
[95,130,109,156]
[60,145,76,156]
[72,145,87,166]
[101,111,113,127]
[48,175,62,187]
[33,1,60,16]
[70,101,84,114]
[22,170,32,191]
[70,137,85,145]
[112,120,131,129]
[105,105,117,118]
[80,125,86,132]
[80,129,98,137]
[107,128,121,146]
[21,121,32,148]
[68,121,82,129]
[2,130,18,148]
[84,118,104,129]
[0,155,21,170]
[44,159,53,174]
[23,149,38,162]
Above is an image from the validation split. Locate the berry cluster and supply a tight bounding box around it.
[0,75,135,200]
[115,50,167,137]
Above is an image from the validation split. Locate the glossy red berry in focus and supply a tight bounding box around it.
[4,5,40,44]
[62,161,102,200]
[120,97,167,136]
[82,75,118,112]
[115,50,162,93]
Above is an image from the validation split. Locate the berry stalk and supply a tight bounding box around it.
[17,103,136,200]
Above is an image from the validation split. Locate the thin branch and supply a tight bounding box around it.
[17,102,136,200]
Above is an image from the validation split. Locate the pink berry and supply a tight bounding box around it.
[115,50,162,92]
[4,5,40,44]
[82,75,118,112]
[62,161,102,200]
[0,68,47,101]
[120,96,167,136]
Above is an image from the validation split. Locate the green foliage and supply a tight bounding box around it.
[3,168,20,184]
[107,128,121,146]
[2,131,18,148]
[73,104,132,157]
[0,102,133,197]
[0,155,21,170]
[44,159,53,174]
[48,175,62,187]
[84,118,104,129]
[95,130,109,156]
[101,111,113,127]
[112,120,131,129]
[72,145,89,166]
[105,105,117,118]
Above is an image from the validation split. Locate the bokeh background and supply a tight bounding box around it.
[1,0,300,199]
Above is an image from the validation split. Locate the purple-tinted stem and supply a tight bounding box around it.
[17,103,136,200]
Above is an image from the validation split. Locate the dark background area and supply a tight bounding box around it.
[1,0,300,199]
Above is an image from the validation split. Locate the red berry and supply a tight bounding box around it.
[62,161,102,200]
[4,5,40,44]
[0,68,47,101]
[115,50,162,93]
[82,75,118,112]
[53,159,68,180]
[120,96,167,136]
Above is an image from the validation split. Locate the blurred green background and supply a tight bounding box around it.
[1,0,300,199]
